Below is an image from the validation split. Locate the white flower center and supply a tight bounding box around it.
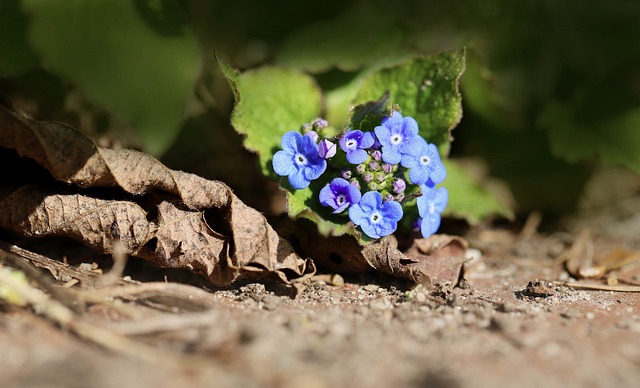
[346,139,357,149]
[336,194,346,205]
[420,155,431,165]
[391,134,402,145]
[370,212,382,224]
[295,153,307,166]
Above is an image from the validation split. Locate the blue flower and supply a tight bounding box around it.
[417,185,448,238]
[374,111,419,164]
[319,178,361,214]
[272,131,327,189]
[400,137,446,185]
[339,129,375,164]
[349,191,403,239]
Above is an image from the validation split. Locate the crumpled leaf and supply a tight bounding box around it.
[0,105,314,285]
[364,235,468,285]
[284,220,467,285]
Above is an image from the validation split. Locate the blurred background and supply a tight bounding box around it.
[2,0,639,226]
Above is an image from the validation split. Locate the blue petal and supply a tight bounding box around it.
[375,220,397,238]
[409,165,428,185]
[388,111,403,127]
[381,146,401,164]
[401,136,427,157]
[319,184,335,208]
[374,126,391,147]
[272,150,295,176]
[299,134,320,157]
[430,164,447,185]
[402,116,419,138]
[360,132,376,149]
[359,191,381,212]
[289,169,310,189]
[380,200,403,223]
[421,213,441,238]
[434,187,449,213]
[348,202,367,226]
[360,221,380,239]
[333,203,349,214]
[417,185,436,218]
[281,131,302,152]
[400,153,417,169]
[347,149,368,164]
[347,184,361,204]
[303,159,327,180]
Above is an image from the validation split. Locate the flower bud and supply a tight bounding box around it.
[356,164,366,175]
[318,139,336,159]
[382,163,393,173]
[313,118,329,130]
[341,168,352,180]
[363,172,374,182]
[369,161,380,171]
[371,150,382,161]
[392,178,406,194]
[367,182,379,191]
[375,172,386,183]
[305,130,318,142]
[349,178,361,190]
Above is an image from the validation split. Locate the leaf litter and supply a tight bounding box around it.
[0,104,314,286]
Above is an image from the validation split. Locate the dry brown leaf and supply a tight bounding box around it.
[290,221,468,285]
[0,105,314,285]
[399,235,468,284]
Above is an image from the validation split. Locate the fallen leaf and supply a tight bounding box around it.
[289,219,468,285]
[0,105,314,285]
[401,235,468,285]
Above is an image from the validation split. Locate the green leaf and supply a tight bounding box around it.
[22,0,199,156]
[217,61,323,177]
[344,92,391,132]
[275,3,406,73]
[542,102,640,175]
[324,55,416,132]
[353,49,466,155]
[443,159,514,224]
[0,0,39,76]
[215,54,240,100]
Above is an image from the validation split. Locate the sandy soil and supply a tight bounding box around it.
[1,224,640,388]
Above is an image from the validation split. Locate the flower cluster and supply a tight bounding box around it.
[273,112,448,239]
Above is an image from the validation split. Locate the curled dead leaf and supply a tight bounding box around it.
[0,105,314,285]
[288,218,468,285]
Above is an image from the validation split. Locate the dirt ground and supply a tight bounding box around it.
[1,216,640,388]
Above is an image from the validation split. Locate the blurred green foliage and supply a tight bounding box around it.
[1,0,639,220]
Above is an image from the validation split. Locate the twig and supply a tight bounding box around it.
[554,281,640,292]
[0,241,104,286]
[0,269,211,368]
[86,282,217,311]
[97,240,129,287]
[102,310,220,336]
